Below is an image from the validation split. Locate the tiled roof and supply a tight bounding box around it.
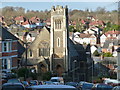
[103,39,120,48]
[79,33,92,38]
[15,16,25,21]
[89,20,105,26]
[105,30,120,35]
[0,26,18,40]
[30,16,40,23]
[22,20,31,25]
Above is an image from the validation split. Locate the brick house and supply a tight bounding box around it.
[0,26,19,71]
[15,15,26,25]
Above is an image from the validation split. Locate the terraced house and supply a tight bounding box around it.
[0,26,19,71]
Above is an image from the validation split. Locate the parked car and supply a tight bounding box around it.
[26,85,77,90]
[78,81,87,89]
[44,81,55,85]
[65,82,79,88]
[30,80,39,86]
[2,83,25,90]
[112,86,120,90]
[7,78,21,83]
[92,83,113,90]
[50,77,64,85]
[81,82,93,90]
[21,81,29,87]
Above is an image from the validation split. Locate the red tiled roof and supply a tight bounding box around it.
[89,20,105,26]
[22,20,31,25]
[30,16,40,23]
[15,16,25,21]
[105,30,120,35]
[79,33,92,38]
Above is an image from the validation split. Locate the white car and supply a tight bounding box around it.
[50,77,64,85]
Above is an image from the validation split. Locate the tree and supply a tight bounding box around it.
[96,7,106,14]
[93,50,100,56]
[103,52,113,57]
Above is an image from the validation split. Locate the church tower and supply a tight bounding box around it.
[50,5,69,76]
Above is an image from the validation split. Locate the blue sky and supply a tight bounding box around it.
[1,2,118,11]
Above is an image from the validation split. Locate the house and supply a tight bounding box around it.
[102,39,120,56]
[83,28,96,34]
[15,15,26,24]
[30,17,45,27]
[22,19,36,28]
[105,30,120,40]
[0,26,19,71]
[100,34,107,47]
[71,32,97,45]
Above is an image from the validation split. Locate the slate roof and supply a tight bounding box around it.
[103,39,120,48]
[0,26,18,40]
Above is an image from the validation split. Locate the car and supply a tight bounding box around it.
[30,80,39,86]
[26,85,77,90]
[7,78,21,83]
[44,81,55,85]
[92,83,113,90]
[81,82,93,90]
[50,77,64,85]
[65,82,78,88]
[78,81,87,89]
[112,86,120,90]
[21,81,29,87]
[2,83,25,90]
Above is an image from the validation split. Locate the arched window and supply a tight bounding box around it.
[29,49,32,57]
[57,37,60,47]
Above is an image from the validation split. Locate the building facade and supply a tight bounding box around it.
[50,5,69,76]
[0,26,18,71]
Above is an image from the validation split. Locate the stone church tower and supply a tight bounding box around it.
[50,5,69,76]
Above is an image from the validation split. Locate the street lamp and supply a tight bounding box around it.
[116,47,120,81]
[73,60,77,82]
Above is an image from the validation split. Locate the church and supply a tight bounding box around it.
[22,5,93,82]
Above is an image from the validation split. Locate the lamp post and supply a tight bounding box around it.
[73,60,77,82]
[24,42,28,80]
[116,47,120,81]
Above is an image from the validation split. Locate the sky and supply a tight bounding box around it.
[1,1,118,11]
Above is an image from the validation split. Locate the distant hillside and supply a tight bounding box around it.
[1,6,118,26]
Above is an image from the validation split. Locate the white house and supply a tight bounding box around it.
[100,34,107,47]
[83,28,95,34]
[91,45,98,54]
[89,34,97,45]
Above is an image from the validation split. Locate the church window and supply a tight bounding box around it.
[55,19,61,29]
[57,37,60,47]
[29,49,32,57]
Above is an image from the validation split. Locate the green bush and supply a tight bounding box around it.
[103,52,113,57]
[93,50,100,56]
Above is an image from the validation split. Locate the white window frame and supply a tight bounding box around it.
[2,41,12,52]
[2,58,12,69]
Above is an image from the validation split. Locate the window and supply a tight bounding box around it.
[2,41,12,52]
[29,50,32,57]
[3,42,7,52]
[57,38,60,47]
[55,19,62,29]
[2,59,7,69]
[2,58,11,69]
[38,48,50,57]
